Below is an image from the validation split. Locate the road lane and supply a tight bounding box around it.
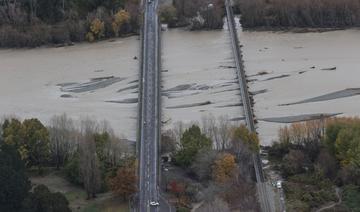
[139,0,161,211]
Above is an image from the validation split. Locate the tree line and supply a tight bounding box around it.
[235,0,360,28]
[0,0,140,47]
[0,114,136,211]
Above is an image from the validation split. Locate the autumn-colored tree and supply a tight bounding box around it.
[112,10,130,36]
[169,180,185,197]
[108,160,137,200]
[86,18,105,41]
[212,153,237,184]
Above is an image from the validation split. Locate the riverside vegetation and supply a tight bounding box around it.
[235,0,360,29]
[0,0,225,48]
[160,116,261,211]
[0,114,136,212]
[0,0,140,47]
[268,117,360,211]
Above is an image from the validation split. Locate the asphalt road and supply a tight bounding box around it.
[139,0,160,211]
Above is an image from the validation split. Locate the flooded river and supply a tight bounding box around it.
[240,29,360,144]
[1,25,359,145]
[0,37,140,140]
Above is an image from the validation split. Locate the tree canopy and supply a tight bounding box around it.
[175,125,212,167]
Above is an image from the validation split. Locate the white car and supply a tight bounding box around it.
[276,180,282,189]
[150,201,160,206]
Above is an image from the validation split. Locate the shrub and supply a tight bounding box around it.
[25,23,51,47]
[50,25,70,44]
[159,5,178,26]
[89,18,105,41]
[66,20,87,42]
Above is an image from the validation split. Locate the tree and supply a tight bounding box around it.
[231,125,259,153]
[191,149,217,181]
[87,18,105,41]
[282,150,308,177]
[0,144,30,212]
[3,118,50,169]
[22,185,71,212]
[49,114,77,169]
[94,131,110,163]
[36,0,64,23]
[3,118,23,154]
[108,160,137,200]
[212,153,237,184]
[175,125,211,167]
[315,148,338,179]
[79,118,101,199]
[159,4,177,26]
[230,125,258,180]
[112,9,130,36]
[22,118,50,170]
[335,126,360,167]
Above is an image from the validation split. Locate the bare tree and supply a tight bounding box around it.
[173,121,186,144]
[79,118,101,199]
[201,115,233,150]
[49,114,77,169]
[218,116,231,150]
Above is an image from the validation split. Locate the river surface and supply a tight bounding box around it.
[1,26,359,145]
[0,37,140,140]
[239,28,360,144]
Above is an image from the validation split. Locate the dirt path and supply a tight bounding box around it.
[316,188,342,212]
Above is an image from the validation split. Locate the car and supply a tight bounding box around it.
[276,180,282,189]
[150,201,159,206]
[148,0,152,4]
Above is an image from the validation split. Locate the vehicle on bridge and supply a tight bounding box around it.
[150,201,160,206]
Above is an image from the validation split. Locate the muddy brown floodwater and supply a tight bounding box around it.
[0,37,140,140]
[1,23,360,145]
[240,27,360,145]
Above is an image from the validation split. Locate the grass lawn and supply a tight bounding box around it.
[30,170,129,212]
